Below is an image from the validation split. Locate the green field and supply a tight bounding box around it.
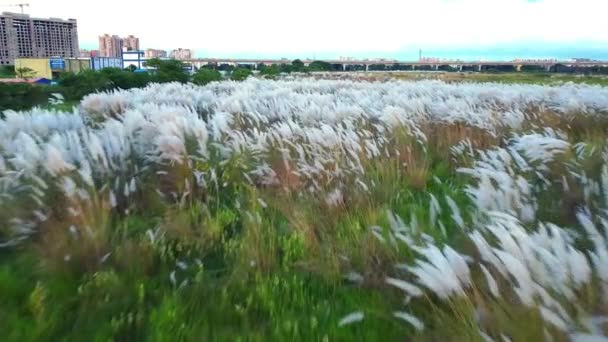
[1,77,608,341]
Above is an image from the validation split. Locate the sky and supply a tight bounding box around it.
[5,0,608,60]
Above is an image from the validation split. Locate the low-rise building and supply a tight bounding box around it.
[15,57,93,79]
[14,58,54,79]
[91,57,123,70]
[123,49,145,69]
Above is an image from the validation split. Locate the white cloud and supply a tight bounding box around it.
[17,0,608,56]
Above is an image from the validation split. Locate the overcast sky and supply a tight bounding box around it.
[6,0,608,59]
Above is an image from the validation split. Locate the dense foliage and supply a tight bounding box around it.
[230,67,253,81]
[0,83,54,112]
[1,78,608,340]
[192,68,222,86]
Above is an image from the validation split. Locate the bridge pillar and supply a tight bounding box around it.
[458,65,463,72]
[545,65,552,72]
[412,64,415,70]
[433,64,438,71]
[478,65,482,72]
[342,64,347,71]
[365,64,369,71]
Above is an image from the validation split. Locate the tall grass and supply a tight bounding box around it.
[1,78,608,340]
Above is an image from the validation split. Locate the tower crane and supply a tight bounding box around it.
[0,3,30,14]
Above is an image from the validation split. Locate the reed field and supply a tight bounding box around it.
[1,77,608,341]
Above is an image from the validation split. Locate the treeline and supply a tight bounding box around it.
[0,59,255,112]
[3,58,608,113]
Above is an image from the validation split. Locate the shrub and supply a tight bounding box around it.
[192,68,222,86]
[231,68,252,81]
[0,83,52,112]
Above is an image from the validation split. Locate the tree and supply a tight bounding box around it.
[16,67,36,80]
[231,67,252,81]
[291,59,305,72]
[308,61,331,72]
[0,83,51,112]
[0,65,16,78]
[260,64,280,78]
[192,68,222,86]
[100,68,152,89]
[144,58,189,83]
[218,64,235,72]
[58,70,112,100]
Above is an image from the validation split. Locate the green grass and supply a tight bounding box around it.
[2,78,608,340]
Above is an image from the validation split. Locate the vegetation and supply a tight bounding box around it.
[0,65,16,78]
[192,68,222,86]
[144,58,190,84]
[1,78,608,340]
[231,67,252,81]
[0,83,54,112]
[15,67,36,80]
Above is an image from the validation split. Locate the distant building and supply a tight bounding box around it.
[122,48,145,69]
[79,49,99,58]
[0,12,79,65]
[145,48,167,58]
[99,34,123,57]
[169,48,194,60]
[14,57,90,79]
[91,57,123,71]
[123,35,140,51]
[99,34,139,57]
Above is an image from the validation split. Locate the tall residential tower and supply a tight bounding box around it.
[98,34,123,57]
[0,12,79,65]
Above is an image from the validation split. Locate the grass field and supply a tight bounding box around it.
[309,71,608,87]
[1,78,608,340]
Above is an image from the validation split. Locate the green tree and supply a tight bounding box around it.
[16,67,36,80]
[100,68,152,89]
[231,67,252,81]
[0,65,16,78]
[308,61,331,72]
[291,59,305,72]
[260,64,280,78]
[0,83,51,112]
[192,68,222,86]
[144,58,190,83]
[58,70,112,101]
[218,64,235,72]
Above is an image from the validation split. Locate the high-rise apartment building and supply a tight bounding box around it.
[169,48,194,60]
[99,34,140,57]
[144,48,167,58]
[98,34,123,57]
[123,35,139,51]
[0,12,79,65]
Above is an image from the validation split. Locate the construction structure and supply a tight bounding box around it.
[0,12,79,65]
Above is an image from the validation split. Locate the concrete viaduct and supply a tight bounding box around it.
[183,58,608,72]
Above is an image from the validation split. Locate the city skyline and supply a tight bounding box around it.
[12,0,608,61]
